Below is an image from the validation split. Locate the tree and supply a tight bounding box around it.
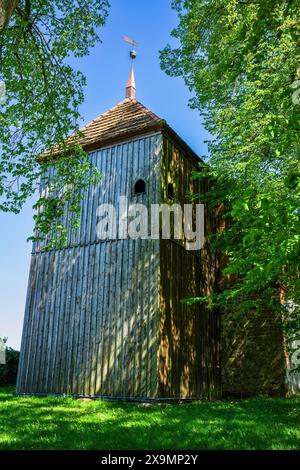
[0,1,19,32]
[0,337,20,385]
[161,0,300,362]
[0,1,109,247]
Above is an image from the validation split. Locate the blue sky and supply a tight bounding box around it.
[0,0,209,350]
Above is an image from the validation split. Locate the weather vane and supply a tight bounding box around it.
[123,35,138,60]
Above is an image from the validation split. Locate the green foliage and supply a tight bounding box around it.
[28,144,101,249]
[0,1,108,247]
[161,1,300,342]
[0,387,299,449]
[0,349,20,386]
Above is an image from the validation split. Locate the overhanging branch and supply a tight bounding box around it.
[0,0,20,32]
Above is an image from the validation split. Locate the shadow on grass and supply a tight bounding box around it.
[0,387,299,450]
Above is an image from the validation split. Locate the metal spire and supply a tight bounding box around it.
[126,64,136,100]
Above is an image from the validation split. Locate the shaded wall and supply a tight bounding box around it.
[157,135,221,399]
[215,203,288,397]
[221,308,288,397]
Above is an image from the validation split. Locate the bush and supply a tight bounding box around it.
[0,348,20,386]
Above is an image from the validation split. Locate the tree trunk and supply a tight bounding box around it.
[0,0,19,32]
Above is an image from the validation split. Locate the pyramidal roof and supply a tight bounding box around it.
[78,98,165,152]
[41,63,200,163]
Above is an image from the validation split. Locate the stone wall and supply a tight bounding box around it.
[221,308,288,397]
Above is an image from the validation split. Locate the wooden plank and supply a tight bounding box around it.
[83,243,95,396]
[91,242,102,395]
[34,250,51,393]
[16,254,36,392]
[27,252,44,392]
[65,247,79,394]
[53,249,68,392]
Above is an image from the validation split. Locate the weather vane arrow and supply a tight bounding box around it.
[123,35,138,60]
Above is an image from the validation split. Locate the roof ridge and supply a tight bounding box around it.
[133,100,162,122]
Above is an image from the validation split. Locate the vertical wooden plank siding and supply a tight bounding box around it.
[17,130,221,400]
[158,135,221,399]
[17,134,162,398]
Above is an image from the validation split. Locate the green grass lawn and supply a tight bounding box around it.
[0,386,299,450]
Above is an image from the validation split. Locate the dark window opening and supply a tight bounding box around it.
[168,182,174,200]
[134,179,146,195]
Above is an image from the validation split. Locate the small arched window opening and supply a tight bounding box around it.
[134,179,146,195]
[168,182,174,200]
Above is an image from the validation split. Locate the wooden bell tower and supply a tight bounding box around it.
[17,49,221,400]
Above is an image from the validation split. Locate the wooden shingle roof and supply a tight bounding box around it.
[77,98,164,151]
[41,97,200,164]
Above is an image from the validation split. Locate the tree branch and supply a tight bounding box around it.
[0,0,19,32]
